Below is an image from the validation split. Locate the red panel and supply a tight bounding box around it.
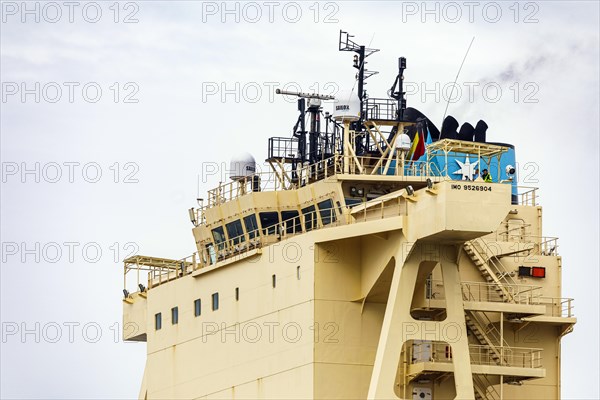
[531,267,546,278]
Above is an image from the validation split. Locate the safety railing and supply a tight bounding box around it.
[516,186,539,206]
[204,202,402,267]
[343,153,443,178]
[494,225,559,256]
[148,254,197,287]
[425,280,574,318]
[467,309,511,351]
[205,153,445,207]
[126,198,414,292]
[466,239,519,305]
[494,223,532,242]
[205,150,519,209]
[363,98,397,121]
[211,207,343,263]
[537,236,559,256]
[267,136,299,160]
[538,297,575,318]
[123,254,198,294]
[469,344,543,369]
[206,169,282,207]
[206,155,343,207]
[473,374,500,400]
[409,341,543,369]
[427,280,543,305]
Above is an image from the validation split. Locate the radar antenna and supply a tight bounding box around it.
[339,30,380,154]
[275,89,335,101]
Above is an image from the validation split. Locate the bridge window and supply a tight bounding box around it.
[194,299,201,317]
[317,199,336,225]
[171,307,179,325]
[345,198,362,208]
[302,205,317,231]
[212,293,219,311]
[211,226,226,250]
[226,220,245,245]
[155,313,162,330]
[243,214,259,239]
[259,212,280,236]
[281,210,301,234]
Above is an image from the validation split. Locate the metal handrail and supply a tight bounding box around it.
[468,344,543,368]
[468,310,511,350]
[473,374,500,400]
[516,186,539,206]
[125,198,414,292]
[469,238,519,289]
[494,225,559,256]
[409,341,543,368]
[538,297,575,318]
[428,280,543,305]
[204,153,447,208]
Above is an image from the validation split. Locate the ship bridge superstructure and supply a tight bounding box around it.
[121,31,575,400]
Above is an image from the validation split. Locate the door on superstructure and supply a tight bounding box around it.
[412,387,432,400]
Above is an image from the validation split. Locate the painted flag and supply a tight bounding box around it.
[417,125,433,162]
[407,125,420,160]
[425,125,433,146]
[411,124,426,161]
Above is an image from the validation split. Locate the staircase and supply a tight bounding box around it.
[463,240,513,363]
[463,239,518,303]
[464,238,523,400]
[465,310,509,366]
[473,374,501,400]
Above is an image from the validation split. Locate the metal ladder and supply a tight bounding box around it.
[473,374,501,400]
[463,239,518,303]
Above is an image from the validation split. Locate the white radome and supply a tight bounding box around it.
[332,90,360,122]
[229,152,256,181]
[395,133,412,151]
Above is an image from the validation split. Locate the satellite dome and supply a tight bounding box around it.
[229,152,256,181]
[395,133,411,151]
[332,90,360,122]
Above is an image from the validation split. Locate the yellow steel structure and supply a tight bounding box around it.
[122,138,575,399]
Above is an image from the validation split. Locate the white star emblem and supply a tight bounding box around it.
[453,156,479,180]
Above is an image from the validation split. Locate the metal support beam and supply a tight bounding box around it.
[368,244,475,400]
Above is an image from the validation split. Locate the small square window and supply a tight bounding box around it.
[194,299,201,317]
[518,266,531,277]
[212,293,219,311]
[171,307,178,325]
[155,313,162,330]
[235,287,239,301]
[272,274,277,288]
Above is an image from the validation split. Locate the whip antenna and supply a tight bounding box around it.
[442,36,475,125]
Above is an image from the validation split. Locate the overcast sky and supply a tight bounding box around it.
[1,1,599,399]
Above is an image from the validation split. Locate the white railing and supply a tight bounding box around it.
[426,280,542,305]
[516,186,538,206]
[538,297,575,318]
[409,341,543,369]
[494,225,559,256]
[128,200,412,291]
[205,154,446,207]
[473,374,501,400]
[469,344,543,369]
[467,239,519,302]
